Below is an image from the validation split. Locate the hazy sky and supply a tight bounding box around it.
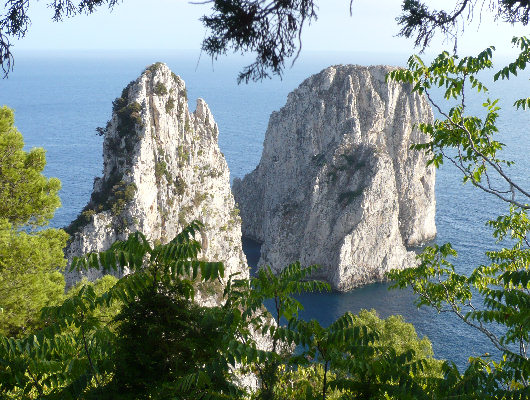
[13,0,530,56]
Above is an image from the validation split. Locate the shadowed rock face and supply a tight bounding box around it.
[233,65,436,291]
[65,63,247,288]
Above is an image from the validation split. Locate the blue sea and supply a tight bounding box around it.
[1,49,528,369]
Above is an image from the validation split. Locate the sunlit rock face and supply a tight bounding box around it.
[233,65,436,291]
[65,63,248,288]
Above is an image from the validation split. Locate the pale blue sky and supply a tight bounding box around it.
[13,0,530,56]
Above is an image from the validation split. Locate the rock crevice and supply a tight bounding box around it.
[65,63,247,287]
[233,65,436,291]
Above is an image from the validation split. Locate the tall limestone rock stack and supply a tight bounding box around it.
[65,63,247,289]
[233,65,436,291]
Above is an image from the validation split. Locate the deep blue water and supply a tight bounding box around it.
[1,50,528,369]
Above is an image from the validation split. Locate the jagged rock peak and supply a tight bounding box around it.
[65,62,247,288]
[233,64,436,291]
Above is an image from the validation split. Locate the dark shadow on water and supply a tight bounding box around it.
[241,236,502,371]
[242,237,262,272]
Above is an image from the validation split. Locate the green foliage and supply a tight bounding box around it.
[1,222,232,399]
[173,176,187,196]
[66,175,137,234]
[326,169,338,183]
[272,364,342,400]
[66,275,121,327]
[178,144,190,165]
[397,1,529,51]
[154,81,168,96]
[165,96,175,113]
[81,209,96,221]
[0,219,68,337]
[1,219,451,399]
[387,37,529,209]
[226,287,442,400]
[224,262,331,399]
[354,309,444,378]
[0,107,68,337]
[1,0,528,82]
[282,309,445,400]
[338,151,366,171]
[201,0,318,82]
[193,192,208,207]
[388,37,530,396]
[111,82,143,142]
[184,114,192,133]
[108,282,232,399]
[114,100,143,138]
[155,160,172,184]
[0,106,62,227]
[109,181,137,216]
[145,61,164,74]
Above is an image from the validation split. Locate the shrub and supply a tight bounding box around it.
[113,98,143,138]
[184,115,191,133]
[81,209,96,221]
[165,97,175,113]
[173,176,187,196]
[155,161,172,184]
[327,168,338,183]
[177,145,190,165]
[338,188,364,206]
[155,161,167,183]
[144,62,164,74]
[66,174,137,234]
[230,207,240,218]
[177,205,193,226]
[154,82,168,96]
[110,181,138,216]
[193,192,208,207]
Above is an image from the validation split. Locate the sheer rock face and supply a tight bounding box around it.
[233,65,436,291]
[65,63,247,287]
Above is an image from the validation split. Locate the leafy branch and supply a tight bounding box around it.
[388,36,529,393]
[388,37,530,210]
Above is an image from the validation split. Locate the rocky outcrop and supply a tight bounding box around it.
[65,63,247,287]
[233,65,436,291]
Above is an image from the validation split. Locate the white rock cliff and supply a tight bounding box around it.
[233,65,436,291]
[65,63,248,287]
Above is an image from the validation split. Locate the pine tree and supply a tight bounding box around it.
[0,106,68,337]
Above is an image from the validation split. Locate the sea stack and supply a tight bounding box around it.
[233,65,436,291]
[65,63,247,288]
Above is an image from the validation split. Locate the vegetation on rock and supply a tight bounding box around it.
[154,81,168,96]
[0,1,529,397]
[165,97,175,113]
[66,174,137,234]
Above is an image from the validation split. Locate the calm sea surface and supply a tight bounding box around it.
[1,50,528,369]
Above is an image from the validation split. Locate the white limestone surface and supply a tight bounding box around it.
[233,65,436,291]
[65,63,248,287]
